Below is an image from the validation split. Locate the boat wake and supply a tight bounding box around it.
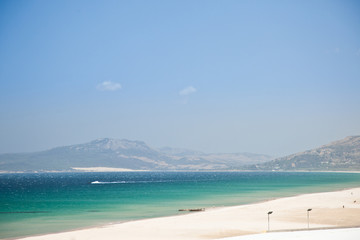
[90,180,171,184]
[91,181,127,184]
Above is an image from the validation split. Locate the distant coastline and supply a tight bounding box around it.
[1,136,359,173]
[1,169,360,174]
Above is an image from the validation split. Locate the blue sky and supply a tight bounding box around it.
[0,0,359,156]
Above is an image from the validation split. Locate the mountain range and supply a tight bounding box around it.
[0,138,272,172]
[0,136,359,172]
[248,136,360,171]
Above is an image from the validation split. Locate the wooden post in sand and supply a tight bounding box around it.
[307,208,312,229]
[267,211,273,231]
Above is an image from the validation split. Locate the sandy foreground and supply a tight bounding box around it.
[19,188,360,240]
[220,227,360,240]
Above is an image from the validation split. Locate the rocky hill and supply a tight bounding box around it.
[249,136,360,171]
[0,138,272,172]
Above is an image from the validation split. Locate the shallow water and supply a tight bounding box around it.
[1,171,360,239]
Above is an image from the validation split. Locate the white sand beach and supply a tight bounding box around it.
[219,227,360,240]
[19,188,360,240]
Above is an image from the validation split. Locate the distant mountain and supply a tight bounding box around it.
[158,147,204,157]
[0,138,273,172]
[161,147,273,170]
[248,136,360,171]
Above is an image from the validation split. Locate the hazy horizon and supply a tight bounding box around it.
[1,0,360,156]
[0,135,359,159]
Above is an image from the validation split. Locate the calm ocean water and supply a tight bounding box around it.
[1,171,360,239]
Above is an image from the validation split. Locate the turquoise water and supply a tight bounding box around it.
[1,171,360,239]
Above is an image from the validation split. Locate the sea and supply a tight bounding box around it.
[1,171,360,239]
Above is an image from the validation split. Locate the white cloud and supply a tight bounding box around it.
[97,81,122,91]
[179,86,197,96]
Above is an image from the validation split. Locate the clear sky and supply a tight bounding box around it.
[0,0,359,156]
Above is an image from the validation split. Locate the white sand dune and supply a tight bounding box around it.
[19,188,360,240]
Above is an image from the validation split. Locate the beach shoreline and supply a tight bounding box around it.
[15,187,360,240]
